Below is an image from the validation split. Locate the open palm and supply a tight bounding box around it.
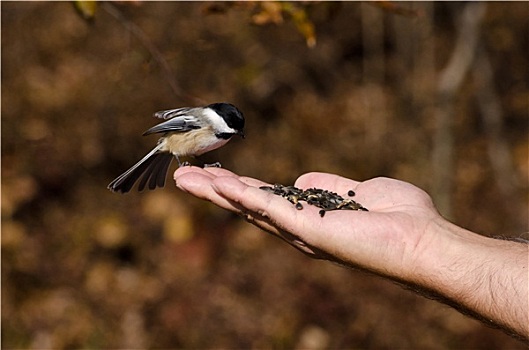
[174,167,446,281]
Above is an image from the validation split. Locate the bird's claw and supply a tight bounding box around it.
[204,162,222,168]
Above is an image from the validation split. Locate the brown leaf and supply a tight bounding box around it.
[73,0,98,20]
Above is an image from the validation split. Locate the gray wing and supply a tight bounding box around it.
[143,107,203,135]
[153,107,197,120]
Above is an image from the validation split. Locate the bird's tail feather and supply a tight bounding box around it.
[137,152,173,191]
[108,144,173,193]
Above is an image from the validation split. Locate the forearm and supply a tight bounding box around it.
[416,219,529,340]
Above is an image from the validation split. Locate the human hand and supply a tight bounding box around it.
[174,167,447,284]
[174,167,529,339]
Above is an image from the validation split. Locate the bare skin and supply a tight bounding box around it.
[174,166,528,341]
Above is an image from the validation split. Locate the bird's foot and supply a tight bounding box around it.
[204,162,222,168]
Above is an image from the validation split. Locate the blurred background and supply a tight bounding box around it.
[2,1,528,349]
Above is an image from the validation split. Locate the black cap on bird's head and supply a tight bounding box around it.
[208,102,245,137]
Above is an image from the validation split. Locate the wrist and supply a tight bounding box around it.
[415,218,528,339]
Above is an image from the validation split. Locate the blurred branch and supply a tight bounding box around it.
[101,2,204,105]
[361,2,387,146]
[431,2,486,218]
[473,46,522,216]
[362,2,385,85]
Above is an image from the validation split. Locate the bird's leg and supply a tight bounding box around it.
[175,155,191,167]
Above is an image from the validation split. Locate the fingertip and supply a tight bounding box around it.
[174,168,214,193]
[294,172,328,188]
[174,165,205,179]
[295,172,361,193]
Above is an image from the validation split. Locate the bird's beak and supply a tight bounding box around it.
[238,130,245,139]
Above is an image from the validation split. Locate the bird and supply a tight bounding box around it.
[108,102,245,193]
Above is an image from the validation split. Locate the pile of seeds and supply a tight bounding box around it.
[259,184,368,217]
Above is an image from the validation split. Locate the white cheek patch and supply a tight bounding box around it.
[202,108,236,134]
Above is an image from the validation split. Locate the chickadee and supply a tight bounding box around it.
[108,102,245,193]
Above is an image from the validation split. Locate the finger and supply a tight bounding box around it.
[236,209,329,259]
[238,208,281,237]
[174,171,216,196]
[202,167,239,178]
[174,166,216,182]
[238,176,271,188]
[175,168,284,231]
[180,168,272,196]
[295,172,361,195]
[174,172,244,213]
[210,177,313,244]
[212,175,381,265]
[211,176,321,234]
